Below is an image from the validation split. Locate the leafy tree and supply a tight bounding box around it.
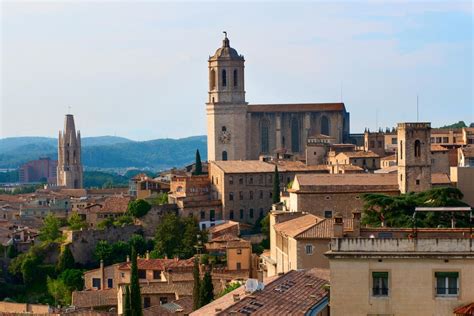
[68,211,87,231]
[362,187,469,228]
[113,215,134,227]
[47,276,71,306]
[150,192,168,206]
[193,150,203,175]
[21,256,38,285]
[439,121,467,129]
[179,217,202,258]
[97,218,114,230]
[218,282,241,298]
[111,241,131,263]
[130,247,142,316]
[129,234,147,256]
[57,245,75,272]
[127,200,151,218]
[7,244,18,258]
[272,165,280,204]
[199,271,214,307]
[192,258,201,310]
[39,213,62,242]
[94,241,113,265]
[124,285,132,316]
[59,268,84,291]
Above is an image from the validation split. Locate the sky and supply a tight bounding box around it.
[1,1,472,141]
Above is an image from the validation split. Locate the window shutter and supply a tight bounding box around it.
[435,272,459,278]
[372,272,389,278]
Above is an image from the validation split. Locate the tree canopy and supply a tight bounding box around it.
[39,213,63,242]
[127,199,151,218]
[361,187,469,228]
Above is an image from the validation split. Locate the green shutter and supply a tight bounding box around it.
[372,272,389,278]
[435,272,459,278]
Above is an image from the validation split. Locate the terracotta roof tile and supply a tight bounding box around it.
[273,214,323,238]
[431,144,449,152]
[431,173,451,185]
[118,258,194,271]
[337,151,380,158]
[461,146,474,158]
[72,289,117,308]
[295,173,399,190]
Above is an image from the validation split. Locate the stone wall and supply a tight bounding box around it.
[136,204,178,238]
[66,225,141,265]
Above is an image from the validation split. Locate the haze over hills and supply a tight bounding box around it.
[0,135,207,171]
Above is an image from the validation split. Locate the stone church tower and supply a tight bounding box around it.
[57,114,83,189]
[397,122,431,194]
[206,33,247,161]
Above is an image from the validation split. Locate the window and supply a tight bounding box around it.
[370,140,375,148]
[259,208,264,218]
[435,272,459,296]
[229,176,233,185]
[222,69,227,87]
[305,244,313,255]
[249,209,254,218]
[239,177,243,185]
[416,179,420,185]
[261,119,270,153]
[236,262,241,270]
[229,192,234,201]
[107,278,113,289]
[239,209,244,219]
[377,140,383,148]
[200,211,205,220]
[229,210,234,220]
[249,177,253,184]
[233,69,238,87]
[249,191,253,200]
[210,209,215,221]
[222,151,228,161]
[138,269,146,279]
[372,272,389,296]
[239,191,243,200]
[392,138,397,145]
[210,68,216,90]
[414,140,421,157]
[442,137,449,143]
[259,175,263,184]
[291,117,300,152]
[222,126,227,132]
[153,270,161,279]
[160,297,168,304]
[259,190,263,199]
[237,248,242,255]
[92,278,101,289]
[324,210,333,218]
[144,297,151,308]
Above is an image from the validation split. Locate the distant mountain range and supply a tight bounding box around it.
[0,135,207,171]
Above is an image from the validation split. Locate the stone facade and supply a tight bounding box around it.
[206,35,349,162]
[57,114,83,189]
[397,122,432,194]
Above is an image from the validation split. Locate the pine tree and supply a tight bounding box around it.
[130,247,142,316]
[272,165,280,204]
[199,271,214,307]
[57,245,75,272]
[194,150,203,175]
[192,258,201,310]
[124,285,132,316]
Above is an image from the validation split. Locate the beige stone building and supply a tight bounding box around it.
[458,145,474,167]
[326,237,474,316]
[328,150,381,171]
[206,34,350,162]
[57,114,83,189]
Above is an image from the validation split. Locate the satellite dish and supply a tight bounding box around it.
[245,279,259,293]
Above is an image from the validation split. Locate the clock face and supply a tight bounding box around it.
[219,130,231,144]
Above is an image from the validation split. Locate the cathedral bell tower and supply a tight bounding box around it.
[206,32,248,161]
[57,114,83,189]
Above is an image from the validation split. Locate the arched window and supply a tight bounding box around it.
[321,115,330,136]
[233,69,238,87]
[222,151,228,161]
[229,210,234,220]
[222,69,227,87]
[400,141,403,159]
[414,140,421,157]
[222,126,227,132]
[291,117,300,153]
[260,119,269,153]
[210,68,216,90]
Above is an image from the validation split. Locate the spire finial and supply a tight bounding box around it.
[223,31,227,39]
[222,31,229,47]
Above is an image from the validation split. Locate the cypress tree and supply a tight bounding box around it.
[192,258,201,310]
[124,285,132,316]
[199,271,214,307]
[272,165,280,204]
[130,247,142,316]
[194,150,203,175]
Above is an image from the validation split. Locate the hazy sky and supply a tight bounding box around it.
[1,1,472,140]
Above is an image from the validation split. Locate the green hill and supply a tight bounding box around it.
[0,135,207,171]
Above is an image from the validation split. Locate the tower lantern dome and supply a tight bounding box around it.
[210,32,244,61]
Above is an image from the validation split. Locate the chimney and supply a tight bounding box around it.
[352,210,361,237]
[233,294,240,302]
[126,255,130,263]
[257,270,264,283]
[100,259,105,290]
[146,251,150,260]
[167,272,173,284]
[333,212,343,238]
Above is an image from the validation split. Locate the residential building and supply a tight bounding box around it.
[328,150,380,171]
[129,173,170,200]
[81,196,131,228]
[326,237,474,316]
[458,146,474,167]
[19,157,57,185]
[364,130,386,156]
[205,235,252,273]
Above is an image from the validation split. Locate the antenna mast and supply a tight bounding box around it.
[416,95,419,121]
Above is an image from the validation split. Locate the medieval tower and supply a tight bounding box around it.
[206,33,248,161]
[397,122,432,194]
[57,114,83,189]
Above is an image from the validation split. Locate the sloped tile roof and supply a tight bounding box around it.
[273,214,322,238]
[118,258,194,271]
[72,289,117,308]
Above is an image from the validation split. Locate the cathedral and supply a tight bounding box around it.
[206,34,350,161]
[57,114,83,189]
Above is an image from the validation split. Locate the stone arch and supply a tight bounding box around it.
[291,117,300,153]
[321,115,330,136]
[414,139,421,157]
[260,118,270,154]
[210,68,216,90]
